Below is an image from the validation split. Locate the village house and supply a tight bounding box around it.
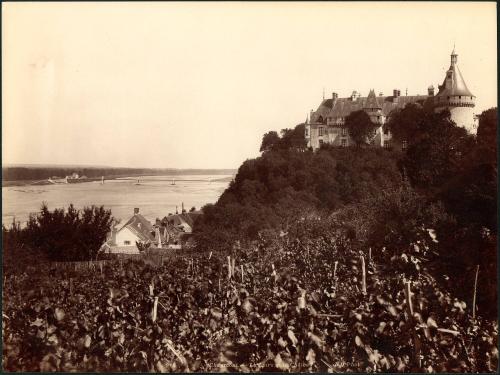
[101,207,202,254]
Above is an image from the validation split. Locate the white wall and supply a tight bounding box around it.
[115,227,140,247]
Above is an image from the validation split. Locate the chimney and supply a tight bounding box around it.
[182,202,185,213]
[428,85,435,96]
[393,89,400,97]
[332,92,338,101]
[379,92,383,97]
[134,208,139,215]
[176,206,178,214]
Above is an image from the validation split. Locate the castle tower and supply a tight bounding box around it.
[434,48,477,133]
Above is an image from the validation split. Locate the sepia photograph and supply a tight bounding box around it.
[2,1,498,372]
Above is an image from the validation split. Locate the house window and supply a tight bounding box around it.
[341,139,347,147]
[124,240,131,245]
[319,139,324,147]
[383,140,391,149]
[402,140,408,150]
[319,127,325,136]
[305,128,309,137]
[341,127,347,136]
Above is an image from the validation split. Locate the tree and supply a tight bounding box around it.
[345,110,377,146]
[17,203,114,261]
[402,112,473,189]
[476,107,497,164]
[279,124,307,150]
[260,131,280,152]
[386,103,427,144]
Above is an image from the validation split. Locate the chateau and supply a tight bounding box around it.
[306,49,477,151]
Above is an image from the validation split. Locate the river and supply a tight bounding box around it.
[2,175,232,227]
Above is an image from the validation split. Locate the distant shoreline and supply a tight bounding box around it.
[2,173,235,187]
[2,167,236,186]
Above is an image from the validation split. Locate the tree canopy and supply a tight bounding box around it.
[345,110,378,146]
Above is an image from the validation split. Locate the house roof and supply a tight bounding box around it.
[162,212,201,231]
[315,94,430,119]
[119,214,155,242]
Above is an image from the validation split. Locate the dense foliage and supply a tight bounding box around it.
[260,124,308,152]
[195,146,402,252]
[2,204,113,264]
[3,217,497,372]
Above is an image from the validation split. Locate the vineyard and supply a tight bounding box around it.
[2,225,498,373]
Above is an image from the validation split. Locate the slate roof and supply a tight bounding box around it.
[436,58,474,98]
[312,94,430,120]
[364,89,382,109]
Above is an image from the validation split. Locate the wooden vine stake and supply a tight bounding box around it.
[405,280,414,316]
[241,265,244,283]
[360,256,367,295]
[472,265,479,320]
[99,262,103,275]
[69,278,73,296]
[149,283,154,297]
[227,256,232,280]
[232,258,236,278]
[152,296,159,322]
[404,281,421,368]
[333,261,338,279]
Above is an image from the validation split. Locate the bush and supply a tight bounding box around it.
[3,203,113,262]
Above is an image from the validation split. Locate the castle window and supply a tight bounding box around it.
[459,96,461,99]
[402,140,408,150]
[341,127,347,136]
[341,139,347,147]
[319,127,325,136]
[305,128,309,137]
[319,139,324,147]
[383,140,391,149]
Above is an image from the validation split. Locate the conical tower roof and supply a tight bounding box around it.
[436,48,474,97]
[364,89,381,109]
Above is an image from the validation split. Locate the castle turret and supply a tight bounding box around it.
[434,48,476,133]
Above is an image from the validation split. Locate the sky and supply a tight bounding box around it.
[2,2,497,169]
